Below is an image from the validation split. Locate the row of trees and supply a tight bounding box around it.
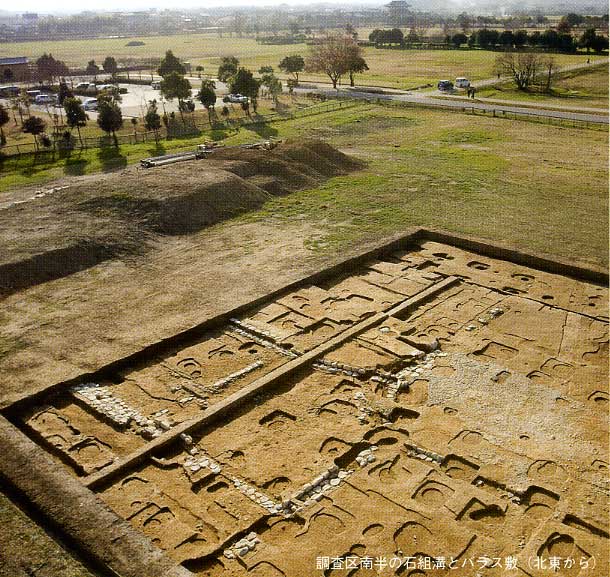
[1,37,370,152]
[369,27,608,54]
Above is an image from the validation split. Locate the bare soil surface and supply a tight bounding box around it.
[10,241,608,576]
[0,140,362,297]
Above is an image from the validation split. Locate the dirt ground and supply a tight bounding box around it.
[8,240,608,577]
[0,133,608,577]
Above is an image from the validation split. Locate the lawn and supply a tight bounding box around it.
[1,101,607,266]
[476,63,609,109]
[226,103,609,267]
[0,33,593,89]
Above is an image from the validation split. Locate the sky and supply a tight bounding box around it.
[8,0,389,13]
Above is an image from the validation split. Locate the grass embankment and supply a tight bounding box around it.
[475,63,609,109]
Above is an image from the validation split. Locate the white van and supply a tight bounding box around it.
[455,77,471,88]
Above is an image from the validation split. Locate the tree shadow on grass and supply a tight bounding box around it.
[147,141,166,156]
[64,156,89,175]
[97,146,127,172]
[248,121,279,139]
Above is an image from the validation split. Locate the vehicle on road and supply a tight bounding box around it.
[226,93,249,103]
[34,93,57,105]
[455,77,470,89]
[437,80,454,92]
[151,81,161,89]
[83,98,98,111]
[0,85,19,97]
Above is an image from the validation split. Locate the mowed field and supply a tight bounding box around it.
[0,33,593,88]
[477,63,609,109]
[2,102,607,266]
[224,104,608,266]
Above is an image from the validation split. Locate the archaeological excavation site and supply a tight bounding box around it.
[1,225,608,577]
[0,142,608,577]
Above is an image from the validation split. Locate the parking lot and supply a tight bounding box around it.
[0,78,230,122]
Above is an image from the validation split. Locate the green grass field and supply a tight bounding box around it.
[2,101,606,266]
[476,63,609,109]
[226,104,608,267]
[0,33,594,89]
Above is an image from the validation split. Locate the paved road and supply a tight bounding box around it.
[294,59,609,125]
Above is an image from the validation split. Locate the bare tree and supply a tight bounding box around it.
[541,56,557,93]
[495,52,542,90]
[306,34,356,89]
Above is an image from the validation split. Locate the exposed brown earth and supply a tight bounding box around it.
[0,140,363,297]
[2,238,607,577]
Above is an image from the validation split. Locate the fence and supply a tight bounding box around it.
[0,99,359,159]
[324,92,608,131]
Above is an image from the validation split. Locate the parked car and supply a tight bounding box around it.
[26,89,42,98]
[437,80,454,92]
[83,98,98,111]
[226,93,249,104]
[34,93,57,105]
[75,82,91,91]
[455,77,470,89]
[151,81,161,89]
[0,85,19,97]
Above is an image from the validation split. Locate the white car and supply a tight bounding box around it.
[83,98,98,111]
[455,77,471,89]
[34,93,57,105]
[227,93,249,104]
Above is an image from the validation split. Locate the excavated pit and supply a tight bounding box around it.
[3,237,607,577]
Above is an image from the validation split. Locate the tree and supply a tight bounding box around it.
[476,29,499,48]
[230,68,261,113]
[22,116,46,150]
[63,97,87,146]
[217,56,239,83]
[86,59,100,79]
[452,33,468,48]
[556,17,572,34]
[102,56,118,79]
[197,79,217,122]
[58,81,72,106]
[144,100,162,142]
[267,76,283,106]
[541,57,557,93]
[345,44,369,87]
[157,50,186,78]
[160,72,192,122]
[195,65,204,78]
[36,53,69,83]
[495,52,542,90]
[306,34,357,89]
[0,103,9,146]
[279,55,305,84]
[591,34,609,54]
[97,96,123,147]
[514,30,528,48]
[499,30,514,47]
[130,117,138,139]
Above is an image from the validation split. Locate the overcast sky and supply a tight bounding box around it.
[9,0,393,13]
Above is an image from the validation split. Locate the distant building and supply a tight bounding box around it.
[385,0,411,25]
[0,56,30,81]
